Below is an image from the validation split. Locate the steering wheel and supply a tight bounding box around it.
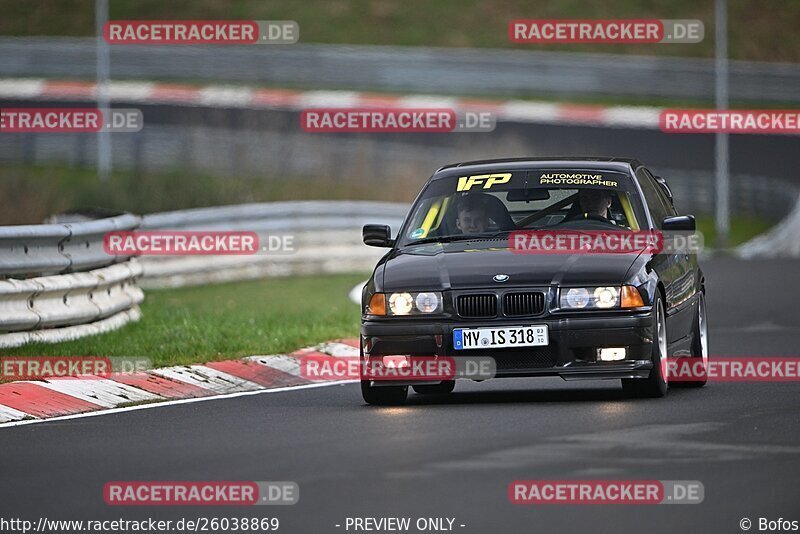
[555,213,620,229]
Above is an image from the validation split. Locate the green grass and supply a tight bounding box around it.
[2,273,366,367]
[1,0,798,62]
[695,215,773,249]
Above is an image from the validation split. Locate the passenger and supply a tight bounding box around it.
[577,189,614,221]
[455,195,491,234]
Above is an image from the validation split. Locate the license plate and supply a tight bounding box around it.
[453,325,548,350]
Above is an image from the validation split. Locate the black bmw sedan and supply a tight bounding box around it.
[360,157,708,405]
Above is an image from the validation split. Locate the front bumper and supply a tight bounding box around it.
[361,311,654,384]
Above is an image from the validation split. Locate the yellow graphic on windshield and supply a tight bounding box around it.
[456,173,512,191]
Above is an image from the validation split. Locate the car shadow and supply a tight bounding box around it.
[398,383,700,406]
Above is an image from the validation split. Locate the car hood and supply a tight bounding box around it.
[379,242,642,290]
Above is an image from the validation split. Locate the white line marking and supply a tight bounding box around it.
[0,404,36,423]
[299,90,361,108]
[31,378,160,408]
[198,86,254,107]
[500,101,561,123]
[0,78,45,98]
[317,342,360,358]
[601,106,663,128]
[246,355,303,377]
[107,81,155,101]
[151,365,263,393]
[397,95,458,108]
[0,380,357,429]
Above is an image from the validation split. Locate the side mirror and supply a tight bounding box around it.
[662,215,695,231]
[655,176,674,203]
[363,224,394,247]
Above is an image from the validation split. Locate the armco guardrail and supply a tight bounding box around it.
[0,201,406,347]
[0,212,140,277]
[0,213,143,348]
[1,38,798,103]
[0,262,144,347]
[0,224,71,277]
[139,201,408,288]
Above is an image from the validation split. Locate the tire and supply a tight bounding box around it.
[361,380,408,405]
[413,380,456,395]
[622,294,668,398]
[672,291,708,388]
[359,338,409,405]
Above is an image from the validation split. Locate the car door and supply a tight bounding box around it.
[636,167,693,344]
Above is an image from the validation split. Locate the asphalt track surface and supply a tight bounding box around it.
[1,257,799,534]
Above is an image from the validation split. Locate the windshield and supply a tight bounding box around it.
[399,169,647,246]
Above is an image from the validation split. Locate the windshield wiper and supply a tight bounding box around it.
[407,231,511,246]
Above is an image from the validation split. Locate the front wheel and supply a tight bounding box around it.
[622,294,668,398]
[361,381,408,405]
[359,338,409,405]
[673,291,708,388]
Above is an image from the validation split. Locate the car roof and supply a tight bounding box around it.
[433,157,642,179]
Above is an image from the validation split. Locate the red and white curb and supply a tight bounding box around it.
[0,77,662,129]
[0,339,360,427]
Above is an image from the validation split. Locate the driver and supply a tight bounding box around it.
[455,194,490,234]
[577,188,615,222]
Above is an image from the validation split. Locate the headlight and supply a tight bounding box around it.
[378,291,443,316]
[388,292,414,315]
[415,292,441,313]
[564,287,592,309]
[560,286,620,309]
[593,287,619,308]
